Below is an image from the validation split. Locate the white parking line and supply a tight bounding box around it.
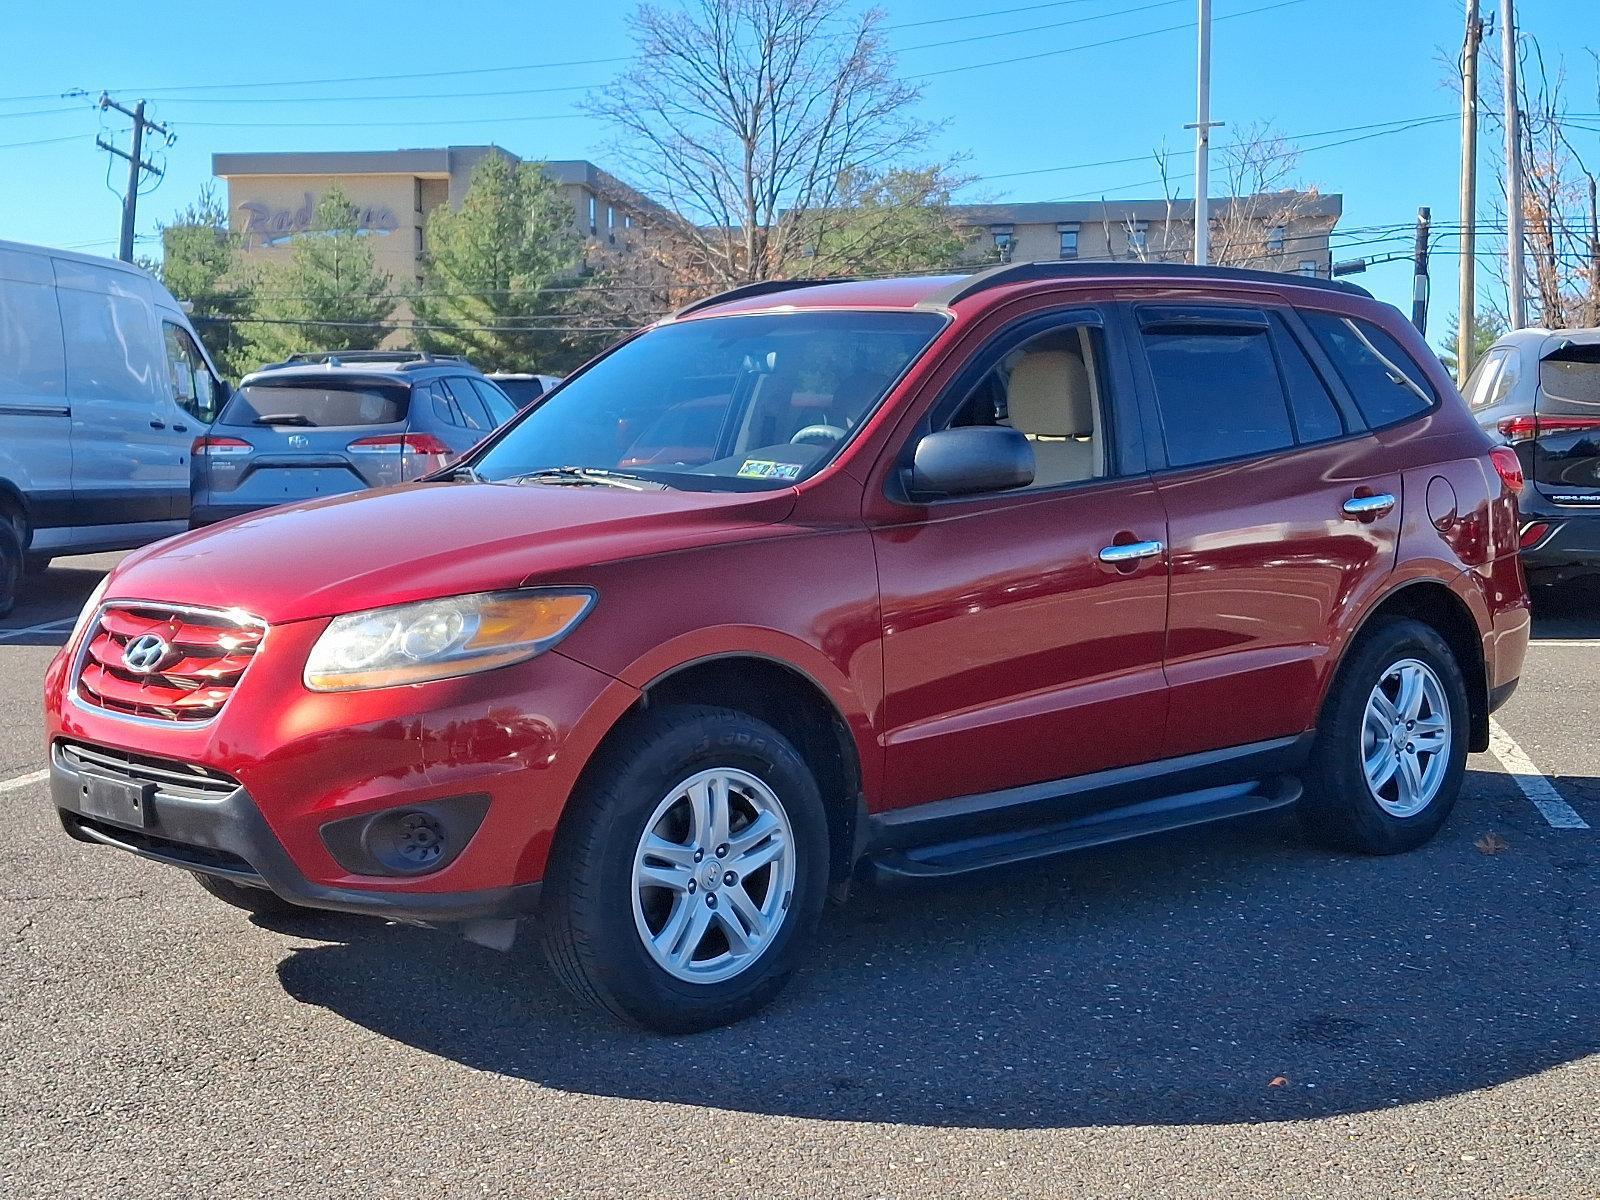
[0,769,48,795]
[1487,720,1590,830]
[0,617,73,641]
[1528,639,1600,648]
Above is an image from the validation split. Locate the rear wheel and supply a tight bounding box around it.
[0,518,21,618]
[190,871,304,918]
[1299,617,1469,854]
[539,705,830,1032]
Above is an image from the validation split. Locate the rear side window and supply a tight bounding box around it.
[1270,314,1345,443]
[470,377,518,425]
[1140,321,1295,467]
[1302,311,1435,428]
[444,378,492,430]
[1462,349,1508,410]
[221,380,409,427]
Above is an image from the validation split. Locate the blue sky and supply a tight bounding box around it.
[0,0,1591,345]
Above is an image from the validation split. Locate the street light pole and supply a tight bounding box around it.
[1457,5,1485,378]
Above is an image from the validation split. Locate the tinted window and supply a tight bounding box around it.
[474,311,943,491]
[1270,315,1344,443]
[429,381,460,425]
[444,378,491,430]
[1141,326,1294,467]
[1540,345,1600,408]
[471,378,518,425]
[1462,350,1507,410]
[221,380,408,427]
[1303,311,1435,427]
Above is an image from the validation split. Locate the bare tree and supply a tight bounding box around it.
[587,0,955,289]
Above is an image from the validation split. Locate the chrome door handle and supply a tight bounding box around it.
[1342,493,1396,518]
[1098,539,1165,564]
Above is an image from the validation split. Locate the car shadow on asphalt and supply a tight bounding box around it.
[1531,580,1600,639]
[272,766,1596,1129]
[2,561,113,645]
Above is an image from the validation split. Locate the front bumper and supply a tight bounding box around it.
[51,745,543,923]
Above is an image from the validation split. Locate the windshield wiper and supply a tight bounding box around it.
[442,462,484,483]
[252,413,316,427]
[506,466,667,491]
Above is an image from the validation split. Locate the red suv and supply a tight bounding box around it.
[44,263,1530,1031]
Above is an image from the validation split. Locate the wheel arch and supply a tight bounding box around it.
[588,652,869,884]
[0,479,29,540]
[1331,577,1490,752]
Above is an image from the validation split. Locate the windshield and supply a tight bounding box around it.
[221,380,409,427]
[473,311,945,490]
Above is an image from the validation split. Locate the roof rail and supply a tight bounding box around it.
[266,350,470,369]
[672,278,852,318]
[918,260,1372,309]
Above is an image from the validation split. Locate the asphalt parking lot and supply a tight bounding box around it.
[0,554,1594,1199]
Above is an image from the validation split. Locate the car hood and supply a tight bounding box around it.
[107,481,797,625]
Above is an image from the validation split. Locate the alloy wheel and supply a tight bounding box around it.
[1361,657,1451,818]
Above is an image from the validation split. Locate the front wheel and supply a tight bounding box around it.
[1299,617,1470,854]
[0,518,20,618]
[539,705,830,1032]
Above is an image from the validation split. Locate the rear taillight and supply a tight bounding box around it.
[1489,446,1526,492]
[1520,521,1550,547]
[1497,414,1600,440]
[191,435,252,457]
[347,433,452,456]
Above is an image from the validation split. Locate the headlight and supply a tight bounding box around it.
[303,589,595,692]
[68,575,111,651]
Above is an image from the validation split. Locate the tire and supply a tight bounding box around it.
[191,870,305,918]
[1299,617,1470,854]
[539,704,831,1033]
[22,554,51,577]
[0,518,20,619]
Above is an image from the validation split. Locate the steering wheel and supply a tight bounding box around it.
[790,424,848,447]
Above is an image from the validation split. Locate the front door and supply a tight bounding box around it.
[1122,300,1403,757]
[869,307,1170,811]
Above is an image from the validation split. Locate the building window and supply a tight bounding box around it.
[624,213,633,230]
[607,204,616,244]
[588,194,597,235]
[414,179,424,214]
[1268,224,1287,254]
[1126,223,1148,258]
[414,226,424,253]
[989,224,1015,262]
[1057,224,1079,260]
[1297,260,1318,277]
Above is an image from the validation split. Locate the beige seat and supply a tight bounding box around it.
[1004,348,1098,486]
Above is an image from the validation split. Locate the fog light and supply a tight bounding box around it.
[319,794,490,878]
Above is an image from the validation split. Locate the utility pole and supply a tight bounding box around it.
[1588,176,1599,326]
[1457,6,1485,378]
[1503,0,1528,328]
[1412,206,1432,334]
[1187,0,1218,265]
[95,94,173,263]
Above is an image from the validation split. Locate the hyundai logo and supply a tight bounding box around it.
[121,633,171,675]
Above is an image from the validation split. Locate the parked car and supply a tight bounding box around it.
[0,239,224,613]
[191,351,520,526]
[46,262,1529,1032]
[487,372,564,408]
[1464,327,1600,596]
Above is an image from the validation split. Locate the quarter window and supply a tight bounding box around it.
[1302,311,1436,428]
[444,378,492,430]
[1270,314,1345,443]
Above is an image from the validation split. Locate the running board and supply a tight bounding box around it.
[866,778,1302,884]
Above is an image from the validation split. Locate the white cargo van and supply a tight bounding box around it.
[0,240,224,613]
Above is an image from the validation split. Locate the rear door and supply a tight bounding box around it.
[204,376,416,510]
[0,249,72,540]
[1527,340,1600,506]
[1125,300,1402,758]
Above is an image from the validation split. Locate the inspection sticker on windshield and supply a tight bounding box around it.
[737,459,803,480]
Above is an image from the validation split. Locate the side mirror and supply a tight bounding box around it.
[909,426,1034,498]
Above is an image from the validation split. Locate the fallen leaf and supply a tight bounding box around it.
[1268,1076,1288,1087]
[1475,832,1509,855]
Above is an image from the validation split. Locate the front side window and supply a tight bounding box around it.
[1139,314,1295,468]
[472,311,944,491]
[1303,311,1435,428]
[162,322,220,422]
[936,323,1107,490]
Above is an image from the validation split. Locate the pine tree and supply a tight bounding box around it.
[243,187,397,365]
[411,154,581,372]
[154,186,254,377]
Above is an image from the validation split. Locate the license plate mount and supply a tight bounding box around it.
[77,772,155,829]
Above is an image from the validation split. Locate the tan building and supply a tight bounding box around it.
[211,146,660,292]
[954,193,1343,277]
